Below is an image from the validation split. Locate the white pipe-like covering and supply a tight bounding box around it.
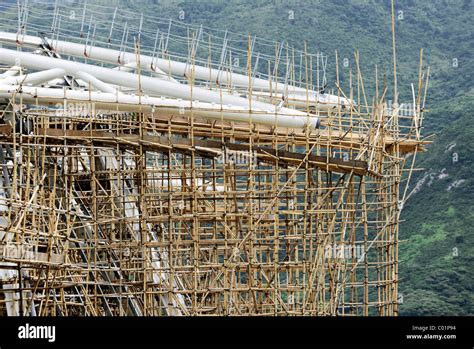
[252,91,354,110]
[0,65,22,78]
[113,61,178,83]
[0,32,352,109]
[0,48,303,113]
[0,32,295,92]
[0,85,319,129]
[0,68,66,86]
[75,71,121,94]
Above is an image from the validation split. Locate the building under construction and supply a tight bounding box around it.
[0,1,430,316]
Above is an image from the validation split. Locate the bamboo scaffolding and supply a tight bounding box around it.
[0,0,428,316]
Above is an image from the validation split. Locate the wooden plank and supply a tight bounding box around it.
[34,128,369,175]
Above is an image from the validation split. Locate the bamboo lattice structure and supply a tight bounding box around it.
[0,0,430,316]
